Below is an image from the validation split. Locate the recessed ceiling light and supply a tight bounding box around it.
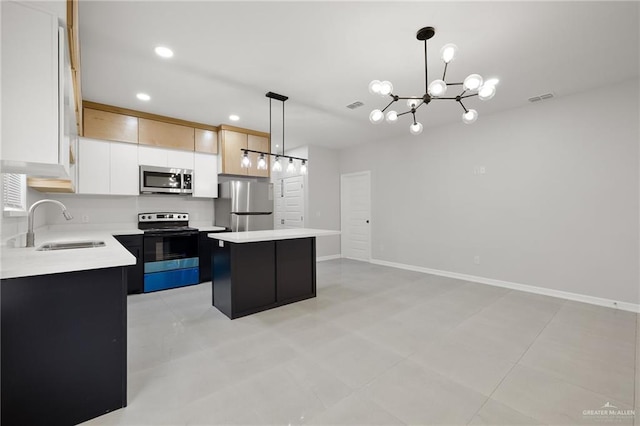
[154,46,173,58]
[136,93,151,101]
[229,114,240,121]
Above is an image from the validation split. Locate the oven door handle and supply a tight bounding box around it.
[143,231,199,237]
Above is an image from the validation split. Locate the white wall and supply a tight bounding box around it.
[307,145,341,258]
[339,79,639,305]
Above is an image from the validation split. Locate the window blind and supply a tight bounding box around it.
[3,173,26,212]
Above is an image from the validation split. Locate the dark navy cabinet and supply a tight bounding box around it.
[114,234,143,294]
[212,237,316,319]
[199,230,227,283]
[1,267,128,425]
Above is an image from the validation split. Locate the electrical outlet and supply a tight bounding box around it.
[474,255,480,265]
[82,215,89,223]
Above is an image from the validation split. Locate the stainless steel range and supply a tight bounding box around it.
[138,212,199,292]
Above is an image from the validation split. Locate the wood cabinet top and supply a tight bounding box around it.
[219,124,269,138]
[83,100,218,132]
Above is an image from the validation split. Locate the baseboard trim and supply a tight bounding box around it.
[370,258,640,313]
[316,254,342,262]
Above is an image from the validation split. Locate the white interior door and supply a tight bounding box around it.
[341,171,371,261]
[274,176,305,229]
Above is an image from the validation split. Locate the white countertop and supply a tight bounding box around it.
[208,228,340,243]
[1,229,137,280]
[1,222,228,280]
[191,223,227,232]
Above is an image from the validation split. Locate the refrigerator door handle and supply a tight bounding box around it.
[232,212,273,215]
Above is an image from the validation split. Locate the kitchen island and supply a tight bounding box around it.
[209,229,340,319]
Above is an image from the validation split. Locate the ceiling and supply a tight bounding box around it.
[79,1,639,151]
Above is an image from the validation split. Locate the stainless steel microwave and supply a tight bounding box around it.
[139,166,193,195]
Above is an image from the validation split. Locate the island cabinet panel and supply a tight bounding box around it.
[199,230,227,283]
[276,238,316,303]
[1,267,127,425]
[233,241,277,314]
[212,237,316,319]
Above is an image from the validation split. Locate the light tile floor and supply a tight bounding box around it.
[84,259,639,425]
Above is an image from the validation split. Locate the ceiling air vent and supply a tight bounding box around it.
[346,101,364,110]
[528,93,555,103]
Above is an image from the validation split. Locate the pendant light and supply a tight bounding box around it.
[368,26,498,135]
[240,150,251,168]
[237,92,309,174]
[257,153,267,170]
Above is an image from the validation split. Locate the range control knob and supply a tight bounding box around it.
[141,215,146,220]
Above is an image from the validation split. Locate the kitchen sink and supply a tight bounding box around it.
[36,240,106,251]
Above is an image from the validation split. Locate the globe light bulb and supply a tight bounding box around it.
[272,156,282,172]
[257,153,267,170]
[462,109,478,124]
[463,74,483,91]
[428,79,447,97]
[154,46,174,58]
[379,81,393,96]
[440,43,458,63]
[286,158,296,173]
[484,78,500,87]
[241,151,251,168]
[409,122,423,135]
[369,109,384,124]
[407,98,420,109]
[386,111,398,123]
[368,80,382,95]
[478,84,496,101]
[300,160,307,175]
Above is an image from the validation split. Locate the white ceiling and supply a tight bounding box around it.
[79,1,639,151]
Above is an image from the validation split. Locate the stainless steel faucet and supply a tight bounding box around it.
[26,199,73,247]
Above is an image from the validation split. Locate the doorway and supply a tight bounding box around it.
[340,171,371,261]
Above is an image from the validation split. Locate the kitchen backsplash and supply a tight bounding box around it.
[41,194,214,227]
[1,188,46,244]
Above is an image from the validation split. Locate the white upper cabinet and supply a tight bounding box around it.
[78,138,138,196]
[193,153,218,198]
[110,142,139,195]
[78,138,110,195]
[138,145,194,170]
[1,1,72,177]
[137,145,167,168]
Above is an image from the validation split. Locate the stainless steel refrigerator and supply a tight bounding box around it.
[214,181,274,231]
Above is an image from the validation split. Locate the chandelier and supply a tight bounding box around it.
[368,26,498,135]
[240,91,308,174]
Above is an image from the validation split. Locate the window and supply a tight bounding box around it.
[2,173,27,216]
